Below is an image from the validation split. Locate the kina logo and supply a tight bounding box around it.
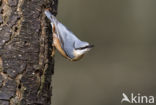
[121,93,155,104]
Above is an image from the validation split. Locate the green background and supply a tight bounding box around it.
[52,0,156,105]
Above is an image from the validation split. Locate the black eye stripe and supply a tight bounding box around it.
[75,45,94,50]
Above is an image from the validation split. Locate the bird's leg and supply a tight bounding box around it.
[51,43,55,57]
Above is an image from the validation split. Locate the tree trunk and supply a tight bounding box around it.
[0,0,58,105]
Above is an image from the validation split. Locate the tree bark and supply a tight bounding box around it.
[0,0,58,105]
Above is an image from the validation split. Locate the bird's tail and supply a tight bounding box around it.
[44,9,57,25]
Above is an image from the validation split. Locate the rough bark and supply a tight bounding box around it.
[0,0,58,105]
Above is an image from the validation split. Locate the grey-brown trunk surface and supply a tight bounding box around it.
[0,0,58,105]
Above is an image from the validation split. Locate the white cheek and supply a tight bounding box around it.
[73,50,83,56]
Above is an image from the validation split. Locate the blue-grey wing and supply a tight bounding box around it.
[56,22,80,58]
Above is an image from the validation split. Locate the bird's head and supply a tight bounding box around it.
[72,41,94,61]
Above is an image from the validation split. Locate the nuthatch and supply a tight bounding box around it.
[44,9,93,61]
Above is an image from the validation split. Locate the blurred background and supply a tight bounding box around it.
[51,0,156,105]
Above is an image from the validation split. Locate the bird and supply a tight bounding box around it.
[44,9,93,61]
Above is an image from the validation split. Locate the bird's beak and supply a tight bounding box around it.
[87,44,94,48]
